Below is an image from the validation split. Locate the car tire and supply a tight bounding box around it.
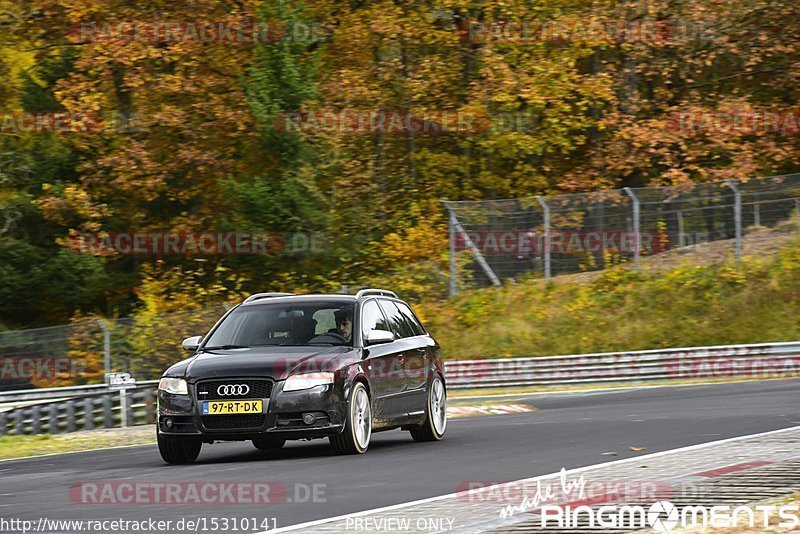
[157,430,202,464]
[330,381,371,454]
[410,375,447,442]
[252,438,286,451]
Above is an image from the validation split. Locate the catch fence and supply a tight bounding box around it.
[443,173,800,294]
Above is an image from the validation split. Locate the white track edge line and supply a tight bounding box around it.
[450,377,794,401]
[262,423,800,533]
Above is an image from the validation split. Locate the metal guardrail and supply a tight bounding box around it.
[0,387,157,436]
[0,341,797,435]
[0,380,159,404]
[444,341,800,389]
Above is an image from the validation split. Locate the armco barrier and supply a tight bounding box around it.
[0,341,797,435]
[0,387,157,436]
[443,341,800,389]
[0,381,158,404]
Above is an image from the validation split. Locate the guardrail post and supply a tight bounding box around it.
[120,389,129,428]
[31,406,41,435]
[48,404,59,434]
[103,395,113,428]
[144,389,155,424]
[66,400,76,433]
[14,409,24,435]
[0,412,7,436]
[725,179,743,262]
[97,319,111,385]
[623,188,641,270]
[536,196,551,282]
[83,397,95,430]
[677,211,685,247]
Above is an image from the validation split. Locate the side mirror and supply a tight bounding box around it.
[366,329,395,345]
[181,336,202,352]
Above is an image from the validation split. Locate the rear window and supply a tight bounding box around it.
[395,301,426,336]
[378,300,416,339]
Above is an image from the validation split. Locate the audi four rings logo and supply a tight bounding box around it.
[217,384,250,396]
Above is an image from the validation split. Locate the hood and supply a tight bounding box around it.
[165,345,359,381]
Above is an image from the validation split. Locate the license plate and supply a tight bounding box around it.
[202,400,263,415]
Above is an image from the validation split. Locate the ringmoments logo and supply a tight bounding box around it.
[538,501,800,531]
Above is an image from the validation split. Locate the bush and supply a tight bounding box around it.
[421,238,800,359]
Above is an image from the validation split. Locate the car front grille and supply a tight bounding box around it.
[201,415,265,430]
[195,379,273,401]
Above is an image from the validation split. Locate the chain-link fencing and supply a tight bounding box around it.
[0,306,228,392]
[442,173,800,294]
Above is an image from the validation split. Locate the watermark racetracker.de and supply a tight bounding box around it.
[70,19,326,45]
[69,481,327,505]
[67,232,324,256]
[458,17,715,46]
[0,357,88,382]
[671,108,800,136]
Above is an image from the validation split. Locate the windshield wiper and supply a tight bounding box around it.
[202,344,251,350]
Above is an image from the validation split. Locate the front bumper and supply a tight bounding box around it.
[157,378,347,441]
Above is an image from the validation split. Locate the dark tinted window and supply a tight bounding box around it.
[203,301,354,347]
[378,300,415,338]
[396,302,425,336]
[360,300,389,341]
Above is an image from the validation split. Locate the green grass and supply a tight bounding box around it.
[0,426,155,461]
[421,238,800,359]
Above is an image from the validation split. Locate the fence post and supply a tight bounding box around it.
[97,319,111,385]
[725,179,743,262]
[623,188,641,270]
[448,209,457,297]
[536,196,551,282]
[446,208,501,287]
[66,400,76,433]
[83,397,95,430]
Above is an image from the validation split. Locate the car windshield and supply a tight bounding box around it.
[202,300,355,348]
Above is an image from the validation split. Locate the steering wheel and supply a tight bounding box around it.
[309,332,348,344]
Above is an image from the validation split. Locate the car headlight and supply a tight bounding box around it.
[158,377,188,395]
[283,372,335,392]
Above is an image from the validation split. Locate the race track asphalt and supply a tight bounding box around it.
[0,379,797,530]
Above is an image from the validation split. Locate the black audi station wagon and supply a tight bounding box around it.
[156,289,446,464]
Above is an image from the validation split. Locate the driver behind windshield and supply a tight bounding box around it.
[331,307,353,343]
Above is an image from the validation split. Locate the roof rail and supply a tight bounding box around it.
[243,292,295,303]
[355,288,398,300]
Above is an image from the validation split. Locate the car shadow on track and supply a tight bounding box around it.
[188,432,428,465]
